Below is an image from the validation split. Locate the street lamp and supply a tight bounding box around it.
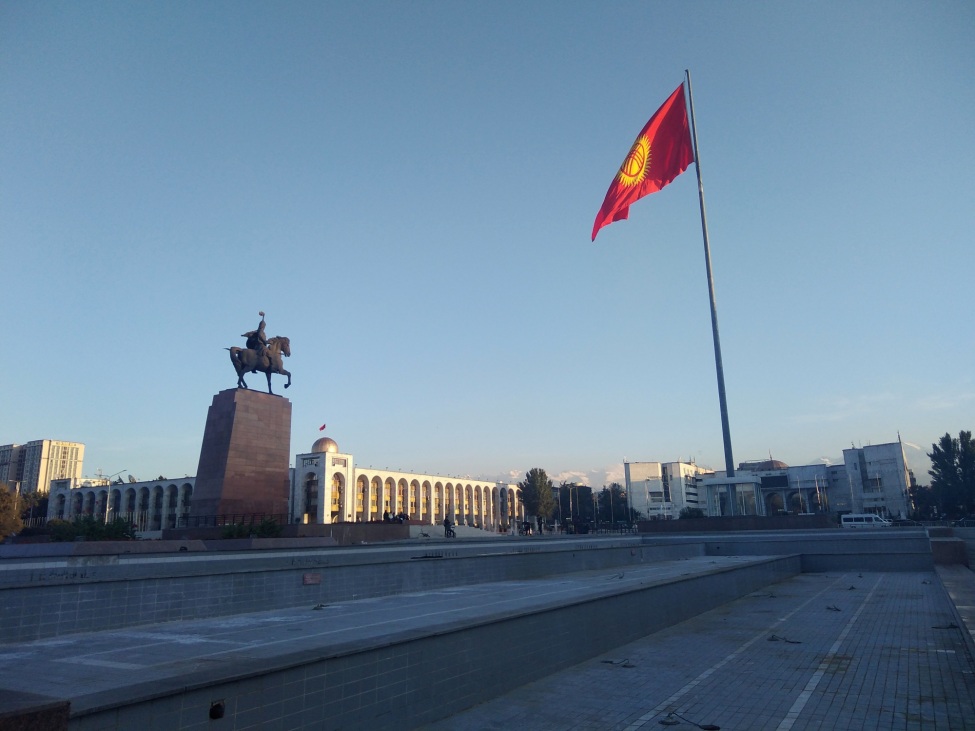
[102,470,127,522]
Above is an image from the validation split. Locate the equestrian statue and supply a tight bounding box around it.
[228,311,292,394]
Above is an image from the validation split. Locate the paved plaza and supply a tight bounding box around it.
[1,538,973,731]
[427,569,975,731]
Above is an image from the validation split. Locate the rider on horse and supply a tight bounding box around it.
[242,311,269,369]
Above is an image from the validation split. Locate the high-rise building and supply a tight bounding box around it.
[842,440,912,519]
[624,461,713,519]
[0,440,84,494]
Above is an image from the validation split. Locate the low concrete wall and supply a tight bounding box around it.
[954,527,975,566]
[700,530,935,572]
[0,690,69,731]
[0,531,936,643]
[637,514,834,532]
[931,538,969,566]
[161,522,410,545]
[0,537,699,643]
[69,556,799,731]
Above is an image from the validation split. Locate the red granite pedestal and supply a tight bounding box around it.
[191,389,292,521]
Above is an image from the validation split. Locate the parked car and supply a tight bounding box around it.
[840,513,891,528]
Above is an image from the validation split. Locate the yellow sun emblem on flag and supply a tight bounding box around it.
[617,134,651,187]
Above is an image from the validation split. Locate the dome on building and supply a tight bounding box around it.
[311,437,339,453]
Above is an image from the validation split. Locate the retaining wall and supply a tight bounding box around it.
[0,537,697,643]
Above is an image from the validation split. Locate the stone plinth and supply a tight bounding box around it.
[191,389,291,519]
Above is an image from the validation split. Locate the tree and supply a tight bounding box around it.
[928,431,975,517]
[558,482,596,527]
[46,516,135,542]
[18,492,47,524]
[0,483,24,539]
[679,506,706,519]
[908,482,937,520]
[519,468,556,522]
[597,483,629,523]
[961,431,975,515]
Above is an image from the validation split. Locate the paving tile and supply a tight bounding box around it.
[425,571,975,731]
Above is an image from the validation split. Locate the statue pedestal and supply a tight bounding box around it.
[191,389,292,520]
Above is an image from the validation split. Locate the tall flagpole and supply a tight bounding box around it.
[684,69,737,514]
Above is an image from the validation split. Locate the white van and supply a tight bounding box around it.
[840,513,891,528]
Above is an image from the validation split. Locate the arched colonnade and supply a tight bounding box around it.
[299,469,523,531]
[51,482,194,530]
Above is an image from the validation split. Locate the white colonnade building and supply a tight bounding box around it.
[291,437,523,531]
[48,477,195,531]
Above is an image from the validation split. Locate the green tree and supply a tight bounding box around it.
[519,468,557,522]
[908,482,937,520]
[557,482,596,528]
[221,517,282,538]
[961,431,975,515]
[18,492,47,524]
[929,431,975,517]
[0,483,24,539]
[679,506,706,519]
[45,516,136,542]
[597,483,628,523]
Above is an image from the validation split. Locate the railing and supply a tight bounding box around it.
[180,513,292,528]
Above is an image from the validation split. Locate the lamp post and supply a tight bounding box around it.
[103,470,127,522]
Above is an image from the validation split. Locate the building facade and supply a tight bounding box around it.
[0,440,84,494]
[291,437,523,530]
[842,440,912,519]
[628,438,911,520]
[624,461,711,519]
[47,477,195,531]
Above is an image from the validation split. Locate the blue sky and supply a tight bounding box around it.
[2,1,972,488]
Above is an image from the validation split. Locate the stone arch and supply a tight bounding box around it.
[435,482,445,522]
[124,488,137,519]
[445,483,455,520]
[109,489,122,520]
[375,477,396,515]
[397,479,409,518]
[462,485,472,525]
[331,473,345,522]
[409,480,420,519]
[766,492,784,515]
[179,484,193,526]
[368,476,379,518]
[454,484,464,523]
[508,487,520,522]
[482,486,493,530]
[301,472,318,523]
[355,475,368,522]
[163,485,178,528]
[787,491,803,514]
[421,481,433,523]
[151,486,164,529]
[55,492,66,520]
[385,477,396,515]
[396,479,406,517]
[806,490,822,513]
[137,487,150,530]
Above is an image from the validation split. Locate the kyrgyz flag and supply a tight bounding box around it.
[592,84,694,241]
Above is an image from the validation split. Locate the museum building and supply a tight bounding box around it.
[46,436,523,533]
[290,437,523,531]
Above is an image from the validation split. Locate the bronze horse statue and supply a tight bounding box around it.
[228,336,291,394]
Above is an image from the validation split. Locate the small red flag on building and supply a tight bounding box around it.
[319,423,326,431]
[592,83,694,241]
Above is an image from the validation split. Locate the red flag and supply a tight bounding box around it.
[592,84,694,241]
[319,423,326,431]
